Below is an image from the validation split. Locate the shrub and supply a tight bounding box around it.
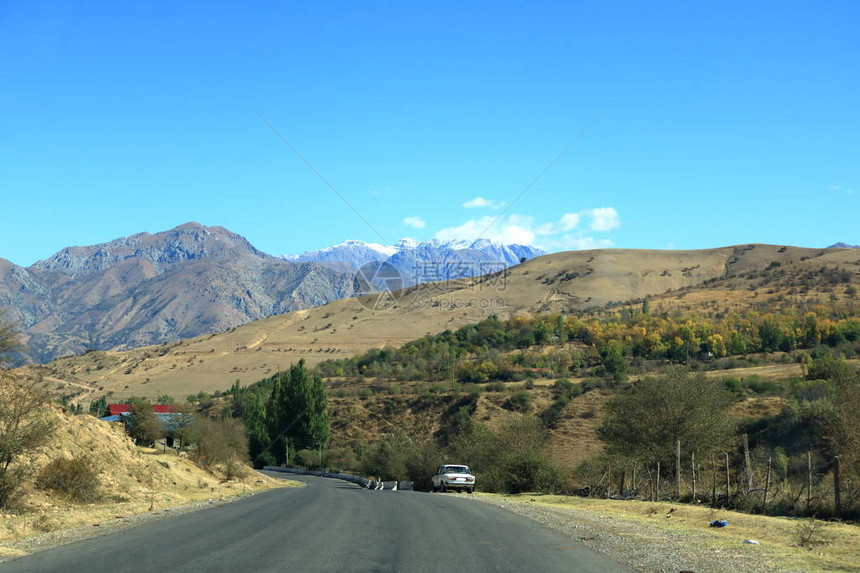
[37,456,101,502]
[189,415,250,471]
[447,416,562,494]
[295,449,319,468]
[553,378,574,395]
[506,391,532,412]
[325,446,359,473]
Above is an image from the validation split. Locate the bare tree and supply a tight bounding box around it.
[0,372,55,508]
[0,314,22,367]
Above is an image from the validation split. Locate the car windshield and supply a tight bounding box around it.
[445,466,469,474]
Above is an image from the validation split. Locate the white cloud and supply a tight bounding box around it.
[403,216,426,229]
[435,216,535,245]
[536,213,580,235]
[583,207,620,231]
[433,207,621,251]
[463,196,506,210]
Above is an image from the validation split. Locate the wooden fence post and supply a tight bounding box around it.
[691,452,697,501]
[632,462,637,492]
[725,452,731,505]
[807,450,813,515]
[834,456,842,518]
[763,456,772,509]
[656,462,661,501]
[606,467,612,499]
[675,439,681,499]
[648,468,654,502]
[711,454,717,507]
[743,433,753,495]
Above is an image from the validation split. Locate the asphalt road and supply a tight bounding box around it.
[2,473,632,573]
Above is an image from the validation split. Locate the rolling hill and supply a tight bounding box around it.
[16,243,859,404]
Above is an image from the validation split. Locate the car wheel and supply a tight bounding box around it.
[440,483,446,493]
[467,488,474,494]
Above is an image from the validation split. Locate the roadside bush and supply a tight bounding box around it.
[37,455,101,503]
[296,449,319,468]
[189,415,250,472]
[448,416,562,494]
[324,447,358,473]
[360,432,443,490]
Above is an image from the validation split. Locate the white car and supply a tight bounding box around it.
[431,464,475,493]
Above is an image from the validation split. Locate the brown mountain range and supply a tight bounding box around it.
[0,223,363,363]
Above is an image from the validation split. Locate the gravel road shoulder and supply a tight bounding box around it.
[475,496,798,573]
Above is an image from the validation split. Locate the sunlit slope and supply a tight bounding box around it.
[17,244,856,401]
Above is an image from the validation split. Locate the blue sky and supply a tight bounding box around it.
[2,1,857,266]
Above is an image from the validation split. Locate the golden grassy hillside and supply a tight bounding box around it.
[14,244,858,403]
[0,387,287,556]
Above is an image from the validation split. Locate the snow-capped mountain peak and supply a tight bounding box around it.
[395,238,419,250]
[281,237,545,286]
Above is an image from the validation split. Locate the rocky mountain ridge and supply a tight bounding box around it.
[0,223,365,363]
[1,224,544,364]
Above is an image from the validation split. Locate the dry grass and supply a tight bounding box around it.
[0,405,296,555]
[480,493,860,572]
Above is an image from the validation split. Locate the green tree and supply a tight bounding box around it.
[599,368,735,468]
[89,396,108,418]
[601,339,628,381]
[124,402,162,446]
[265,360,330,465]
